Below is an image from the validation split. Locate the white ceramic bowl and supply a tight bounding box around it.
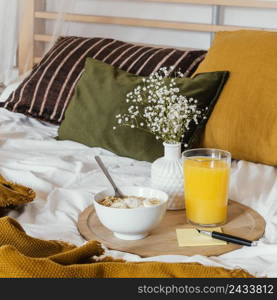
[93,186,168,240]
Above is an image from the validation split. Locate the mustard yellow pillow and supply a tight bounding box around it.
[195,30,277,165]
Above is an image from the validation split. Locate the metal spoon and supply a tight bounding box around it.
[94,156,124,198]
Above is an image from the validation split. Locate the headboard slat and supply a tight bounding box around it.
[19,0,277,74]
[18,0,45,74]
[35,11,273,33]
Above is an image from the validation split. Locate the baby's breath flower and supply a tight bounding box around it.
[113,66,207,144]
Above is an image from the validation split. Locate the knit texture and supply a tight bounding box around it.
[0,175,35,208]
[0,217,254,278]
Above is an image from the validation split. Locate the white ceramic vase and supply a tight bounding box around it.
[151,142,184,210]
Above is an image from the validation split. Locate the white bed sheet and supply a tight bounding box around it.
[0,106,276,278]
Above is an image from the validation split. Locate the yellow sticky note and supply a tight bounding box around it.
[176,227,227,247]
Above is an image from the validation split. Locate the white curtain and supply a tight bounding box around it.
[0,0,19,85]
[45,0,75,52]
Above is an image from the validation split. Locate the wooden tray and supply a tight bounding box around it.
[78,200,265,257]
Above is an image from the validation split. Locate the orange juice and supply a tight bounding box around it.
[184,157,230,226]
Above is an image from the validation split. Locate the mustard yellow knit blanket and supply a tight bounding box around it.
[0,217,254,278]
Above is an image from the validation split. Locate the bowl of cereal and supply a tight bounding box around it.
[93,186,168,240]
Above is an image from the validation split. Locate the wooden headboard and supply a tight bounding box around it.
[19,0,277,74]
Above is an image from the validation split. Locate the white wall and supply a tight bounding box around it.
[45,0,277,50]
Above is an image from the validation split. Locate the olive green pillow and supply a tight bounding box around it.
[57,58,228,162]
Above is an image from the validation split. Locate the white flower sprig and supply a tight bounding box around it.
[113,66,207,144]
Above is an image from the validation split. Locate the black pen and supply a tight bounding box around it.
[197,229,258,247]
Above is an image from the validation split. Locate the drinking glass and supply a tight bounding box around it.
[182,148,231,227]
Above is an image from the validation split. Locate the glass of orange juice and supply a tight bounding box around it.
[182,148,231,227]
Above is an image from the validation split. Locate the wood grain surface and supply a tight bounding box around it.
[78,200,265,257]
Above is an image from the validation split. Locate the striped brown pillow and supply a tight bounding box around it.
[1,37,206,124]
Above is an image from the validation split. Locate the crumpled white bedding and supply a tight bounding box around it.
[0,105,277,278]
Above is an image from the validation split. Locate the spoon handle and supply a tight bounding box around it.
[94,156,124,198]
